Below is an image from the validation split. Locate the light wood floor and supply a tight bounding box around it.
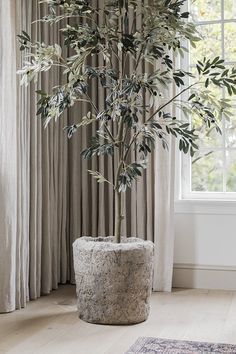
[1,285,236,354]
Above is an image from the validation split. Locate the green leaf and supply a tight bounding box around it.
[196,65,202,75]
[205,78,209,88]
[181,12,189,18]
[22,30,30,41]
[188,93,195,101]
[88,170,114,187]
[36,90,47,96]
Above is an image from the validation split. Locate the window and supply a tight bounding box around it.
[181,0,236,199]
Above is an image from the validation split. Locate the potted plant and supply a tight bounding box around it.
[18,0,236,324]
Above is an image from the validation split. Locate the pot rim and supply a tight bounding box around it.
[73,236,154,251]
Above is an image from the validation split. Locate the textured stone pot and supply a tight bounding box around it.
[73,236,154,325]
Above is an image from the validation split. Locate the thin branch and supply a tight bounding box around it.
[51,62,68,69]
[146,82,200,123]
[124,129,140,161]
[110,47,121,63]
[85,93,99,114]
[85,93,115,142]
[103,123,116,143]
[192,150,213,164]
[134,44,144,71]
[124,82,202,161]
[32,14,98,25]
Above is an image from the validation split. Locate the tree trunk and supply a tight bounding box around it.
[114,188,123,243]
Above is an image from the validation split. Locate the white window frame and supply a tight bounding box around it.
[179,0,236,202]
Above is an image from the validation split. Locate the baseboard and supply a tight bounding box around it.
[173,263,236,290]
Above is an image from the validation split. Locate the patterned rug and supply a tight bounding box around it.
[125,337,236,353]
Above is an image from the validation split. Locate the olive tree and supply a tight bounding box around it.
[18,0,236,242]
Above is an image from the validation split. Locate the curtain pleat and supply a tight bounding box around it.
[28,1,70,297]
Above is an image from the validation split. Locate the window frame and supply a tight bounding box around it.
[179,0,236,202]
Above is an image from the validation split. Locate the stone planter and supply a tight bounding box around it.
[73,236,154,325]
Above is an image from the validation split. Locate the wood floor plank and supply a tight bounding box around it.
[1,285,236,354]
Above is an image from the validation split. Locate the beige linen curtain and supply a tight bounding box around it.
[153,139,175,291]
[0,0,33,312]
[0,0,175,313]
[0,1,22,312]
[0,0,71,312]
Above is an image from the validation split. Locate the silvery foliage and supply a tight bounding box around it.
[17,0,236,192]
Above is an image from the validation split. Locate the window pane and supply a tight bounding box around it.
[226,108,236,148]
[198,126,223,148]
[192,114,223,148]
[224,65,236,99]
[224,23,236,62]
[190,24,222,65]
[224,0,236,20]
[226,150,236,191]
[191,150,223,191]
[190,0,221,21]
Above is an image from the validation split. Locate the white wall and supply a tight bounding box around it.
[173,201,236,290]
